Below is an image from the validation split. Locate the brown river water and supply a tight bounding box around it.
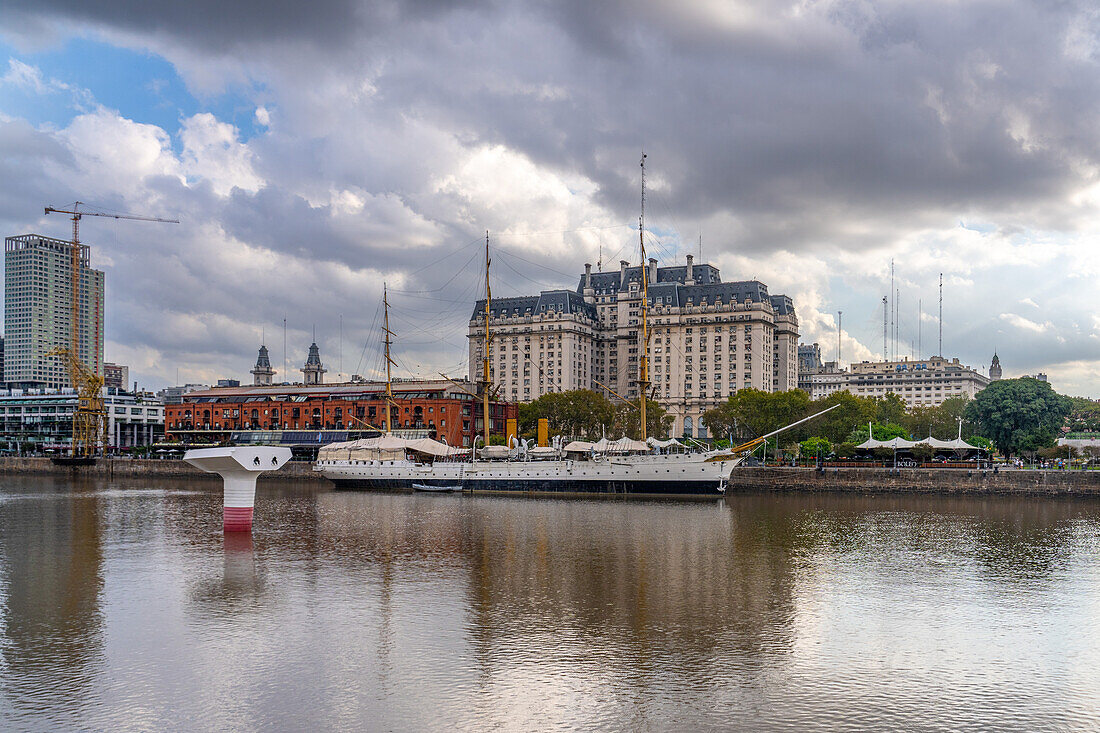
[1,475,1099,731]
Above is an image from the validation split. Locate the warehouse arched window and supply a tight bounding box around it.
[683,416,693,438]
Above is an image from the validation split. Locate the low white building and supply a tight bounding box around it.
[809,356,990,407]
[0,388,164,450]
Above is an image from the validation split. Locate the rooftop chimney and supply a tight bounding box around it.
[584,262,592,288]
[620,259,629,280]
[686,254,694,282]
[648,257,658,285]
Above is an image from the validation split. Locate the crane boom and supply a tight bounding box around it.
[43,201,179,459]
[44,205,179,224]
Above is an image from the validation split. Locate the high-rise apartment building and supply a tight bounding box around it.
[468,255,799,437]
[4,234,104,389]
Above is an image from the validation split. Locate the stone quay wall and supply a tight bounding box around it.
[728,466,1100,497]
[0,457,326,483]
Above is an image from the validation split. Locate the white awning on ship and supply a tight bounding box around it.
[563,440,596,453]
[647,437,685,449]
[595,437,651,453]
[320,435,468,460]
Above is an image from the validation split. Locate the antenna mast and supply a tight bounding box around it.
[637,152,650,442]
[938,273,943,357]
[882,296,888,361]
[383,284,395,433]
[482,231,492,447]
[918,298,922,360]
[889,259,894,361]
[837,311,842,366]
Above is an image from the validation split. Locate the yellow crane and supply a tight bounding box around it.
[44,202,179,459]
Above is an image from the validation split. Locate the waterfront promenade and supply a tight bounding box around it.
[0,456,324,483]
[728,466,1100,496]
[1,458,1098,496]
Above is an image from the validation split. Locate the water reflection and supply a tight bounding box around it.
[0,477,105,728]
[0,480,1098,731]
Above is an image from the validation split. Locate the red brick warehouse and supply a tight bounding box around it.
[164,379,516,447]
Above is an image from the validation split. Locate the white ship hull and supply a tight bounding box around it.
[315,453,738,496]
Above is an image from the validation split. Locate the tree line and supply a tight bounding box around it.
[514,377,1082,458]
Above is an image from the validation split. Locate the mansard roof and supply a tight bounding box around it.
[769,294,795,315]
[578,262,722,293]
[472,289,597,321]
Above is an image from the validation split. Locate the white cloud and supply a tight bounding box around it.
[999,313,1052,333]
[179,112,263,196]
[2,58,49,93]
[2,58,94,108]
[61,107,182,194]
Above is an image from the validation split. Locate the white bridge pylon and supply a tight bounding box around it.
[183,447,292,532]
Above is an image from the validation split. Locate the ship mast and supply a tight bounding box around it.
[482,231,492,447]
[638,153,650,442]
[383,283,395,433]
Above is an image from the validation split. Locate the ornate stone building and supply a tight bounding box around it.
[468,255,799,437]
[251,344,275,386]
[302,342,326,385]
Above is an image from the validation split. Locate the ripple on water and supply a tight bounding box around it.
[1,480,1099,731]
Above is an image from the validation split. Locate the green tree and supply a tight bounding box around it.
[611,398,673,440]
[844,422,908,443]
[799,436,831,458]
[701,389,811,444]
[1067,397,1100,432]
[966,435,994,453]
[903,396,973,439]
[911,443,935,462]
[805,391,877,445]
[964,378,1073,457]
[872,393,908,426]
[518,390,615,440]
[871,447,894,461]
[835,442,858,458]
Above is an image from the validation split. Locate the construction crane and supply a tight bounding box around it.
[44,202,179,460]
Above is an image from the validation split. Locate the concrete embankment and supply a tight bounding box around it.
[0,457,327,483]
[728,466,1100,497]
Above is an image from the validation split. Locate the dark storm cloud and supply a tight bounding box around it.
[4,0,1100,390]
[0,0,490,53]
[10,0,1100,255]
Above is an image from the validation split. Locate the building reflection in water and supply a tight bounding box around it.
[2,478,1098,731]
[0,477,105,725]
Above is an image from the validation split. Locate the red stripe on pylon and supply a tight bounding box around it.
[223,506,254,532]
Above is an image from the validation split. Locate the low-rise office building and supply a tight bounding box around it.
[0,388,164,450]
[808,356,991,406]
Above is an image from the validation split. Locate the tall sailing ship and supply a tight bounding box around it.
[316,156,743,495]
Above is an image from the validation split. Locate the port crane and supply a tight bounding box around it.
[44,202,179,460]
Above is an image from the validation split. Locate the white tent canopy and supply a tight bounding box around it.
[857,436,980,451]
[318,435,468,460]
[647,437,685,449]
[856,437,919,450]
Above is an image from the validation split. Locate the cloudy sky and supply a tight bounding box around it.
[1,0,1099,396]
